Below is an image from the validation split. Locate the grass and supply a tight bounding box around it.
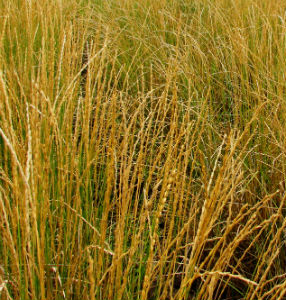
[0,0,286,299]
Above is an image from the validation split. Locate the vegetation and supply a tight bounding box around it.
[1,0,286,299]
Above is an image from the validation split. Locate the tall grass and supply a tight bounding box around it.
[1,0,286,299]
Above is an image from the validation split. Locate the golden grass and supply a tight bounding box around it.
[1,0,286,299]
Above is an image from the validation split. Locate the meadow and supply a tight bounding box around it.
[1,0,286,299]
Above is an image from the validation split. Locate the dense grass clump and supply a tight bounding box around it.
[1,0,286,299]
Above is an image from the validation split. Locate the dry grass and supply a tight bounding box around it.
[1,0,286,299]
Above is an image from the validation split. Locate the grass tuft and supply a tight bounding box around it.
[1,0,286,299]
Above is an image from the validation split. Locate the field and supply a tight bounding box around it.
[1,0,286,299]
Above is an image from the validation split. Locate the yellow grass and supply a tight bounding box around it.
[1,0,286,299]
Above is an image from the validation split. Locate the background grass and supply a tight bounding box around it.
[1,0,286,299]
